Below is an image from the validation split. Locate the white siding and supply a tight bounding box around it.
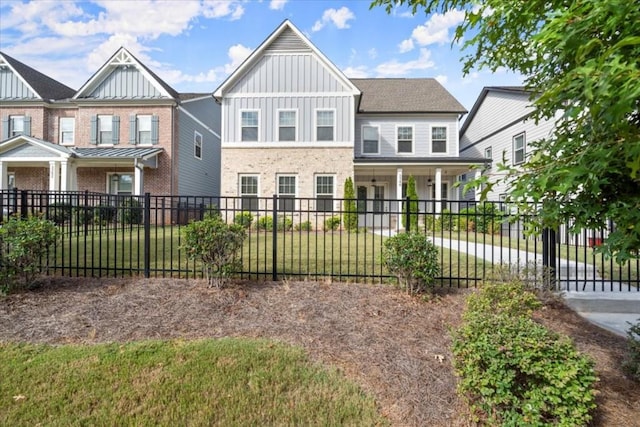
[0,69,38,100]
[85,67,165,99]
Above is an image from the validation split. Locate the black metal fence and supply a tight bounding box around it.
[1,189,638,291]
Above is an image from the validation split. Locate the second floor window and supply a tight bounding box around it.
[194,131,202,159]
[513,133,526,165]
[59,117,75,145]
[362,125,379,154]
[137,115,151,145]
[2,115,30,139]
[99,115,113,144]
[316,110,334,142]
[241,111,259,141]
[278,110,296,142]
[10,116,24,136]
[431,126,447,153]
[397,126,413,153]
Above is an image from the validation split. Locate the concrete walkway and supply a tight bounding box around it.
[375,230,640,337]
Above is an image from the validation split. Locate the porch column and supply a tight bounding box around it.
[396,168,403,225]
[49,161,60,192]
[434,168,442,214]
[474,169,482,201]
[60,161,68,192]
[0,161,6,190]
[134,159,144,196]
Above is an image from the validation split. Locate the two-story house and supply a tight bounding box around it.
[0,48,220,197]
[214,20,487,228]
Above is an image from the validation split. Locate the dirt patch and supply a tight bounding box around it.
[1,278,638,426]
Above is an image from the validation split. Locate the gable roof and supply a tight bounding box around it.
[459,86,531,136]
[74,47,179,100]
[214,20,360,99]
[351,78,467,114]
[0,135,74,158]
[0,51,76,101]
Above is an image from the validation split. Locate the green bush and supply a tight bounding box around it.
[295,221,312,231]
[0,215,60,294]
[277,216,293,231]
[452,282,598,426]
[459,203,503,234]
[342,177,358,232]
[623,318,640,382]
[233,211,254,229]
[257,216,273,231]
[323,216,341,231]
[47,202,73,225]
[118,198,143,225]
[73,206,94,225]
[402,175,419,232]
[382,232,440,295]
[181,213,247,288]
[95,205,117,224]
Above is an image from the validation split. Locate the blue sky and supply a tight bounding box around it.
[0,0,522,111]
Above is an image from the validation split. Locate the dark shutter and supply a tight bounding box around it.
[23,116,31,136]
[129,115,137,144]
[1,116,8,140]
[112,116,120,144]
[151,115,159,145]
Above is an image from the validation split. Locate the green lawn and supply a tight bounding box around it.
[0,339,387,426]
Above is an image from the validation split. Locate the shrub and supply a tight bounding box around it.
[0,215,60,294]
[73,206,94,225]
[425,210,456,232]
[257,216,273,231]
[47,202,73,225]
[95,205,117,224]
[295,221,312,231]
[459,203,504,234]
[402,175,419,232]
[118,198,143,225]
[233,211,254,229]
[452,282,598,426]
[181,213,247,288]
[382,232,440,295]
[342,177,358,232]
[623,318,640,382]
[277,216,293,231]
[323,216,341,231]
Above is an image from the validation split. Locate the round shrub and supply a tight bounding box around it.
[233,211,254,229]
[277,216,293,231]
[295,221,312,231]
[47,202,73,225]
[118,198,143,225]
[382,232,440,295]
[257,215,273,231]
[323,216,341,231]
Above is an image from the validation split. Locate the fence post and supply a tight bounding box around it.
[272,194,278,281]
[144,192,151,278]
[404,196,410,232]
[20,189,28,218]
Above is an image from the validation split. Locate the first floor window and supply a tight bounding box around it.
[397,126,413,153]
[316,110,334,142]
[513,133,526,165]
[194,131,202,159]
[362,125,379,154]
[277,175,296,211]
[239,175,259,211]
[278,110,296,142]
[109,173,133,195]
[316,175,334,212]
[432,126,447,153]
[59,117,75,145]
[241,111,259,142]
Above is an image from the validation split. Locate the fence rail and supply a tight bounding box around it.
[1,189,638,291]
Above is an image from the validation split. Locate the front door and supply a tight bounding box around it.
[356,183,390,228]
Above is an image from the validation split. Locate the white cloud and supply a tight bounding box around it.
[375,48,435,76]
[201,0,245,20]
[224,44,253,74]
[312,7,355,32]
[398,38,414,53]
[269,0,288,11]
[408,9,465,47]
[343,66,369,78]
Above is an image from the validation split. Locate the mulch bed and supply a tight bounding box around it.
[1,278,638,426]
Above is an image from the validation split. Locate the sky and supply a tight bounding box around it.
[0,0,523,111]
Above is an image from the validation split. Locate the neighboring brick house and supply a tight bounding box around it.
[0,48,220,197]
[214,20,486,227]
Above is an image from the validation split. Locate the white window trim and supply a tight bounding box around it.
[315,174,336,212]
[484,145,492,159]
[97,115,113,145]
[238,174,260,211]
[429,124,449,155]
[136,115,153,146]
[194,131,203,160]
[276,174,298,211]
[361,124,380,155]
[240,109,260,142]
[513,132,526,165]
[59,117,75,146]
[396,124,414,155]
[276,109,298,142]
[106,173,134,195]
[9,115,25,137]
[314,108,336,142]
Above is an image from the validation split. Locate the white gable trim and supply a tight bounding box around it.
[73,47,173,99]
[214,20,360,99]
[0,54,41,100]
[0,135,73,159]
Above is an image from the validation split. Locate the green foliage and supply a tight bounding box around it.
[295,221,312,231]
[47,202,72,225]
[233,211,254,229]
[257,216,274,231]
[372,0,640,261]
[382,232,440,295]
[452,282,598,425]
[95,205,117,224]
[323,216,341,231]
[459,203,503,234]
[424,210,455,232]
[277,216,293,231]
[181,214,247,288]
[73,206,94,225]
[402,175,419,232]
[0,215,60,293]
[118,198,143,225]
[623,318,640,382]
[342,177,358,232]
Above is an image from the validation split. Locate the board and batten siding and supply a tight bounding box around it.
[0,68,39,100]
[177,110,220,196]
[83,67,165,99]
[354,115,459,157]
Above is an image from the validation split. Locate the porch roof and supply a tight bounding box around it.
[72,147,163,160]
[353,156,489,166]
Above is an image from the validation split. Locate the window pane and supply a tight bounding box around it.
[241,197,258,211]
[242,127,258,141]
[398,140,412,153]
[241,111,258,126]
[317,127,333,141]
[317,111,334,141]
[279,111,296,126]
[363,126,378,153]
[432,127,446,140]
[279,127,295,141]
[240,176,258,195]
[316,176,334,195]
[432,140,447,153]
[397,127,412,140]
[60,118,75,144]
[316,196,333,212]
[316,111,333,126]
[10,116,24,136]
[278,176,296,194]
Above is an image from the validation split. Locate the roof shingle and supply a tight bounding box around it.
[0,51,76,100]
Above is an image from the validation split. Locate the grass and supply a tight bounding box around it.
[0,338,387,426]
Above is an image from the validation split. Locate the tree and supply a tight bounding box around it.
[343,177,358,232]
[372,0,640,261]
[402,175,419,231]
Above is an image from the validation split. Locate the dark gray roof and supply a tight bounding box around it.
[72,147,163,159]
[0,51,76,100]
[351,78,467,114]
